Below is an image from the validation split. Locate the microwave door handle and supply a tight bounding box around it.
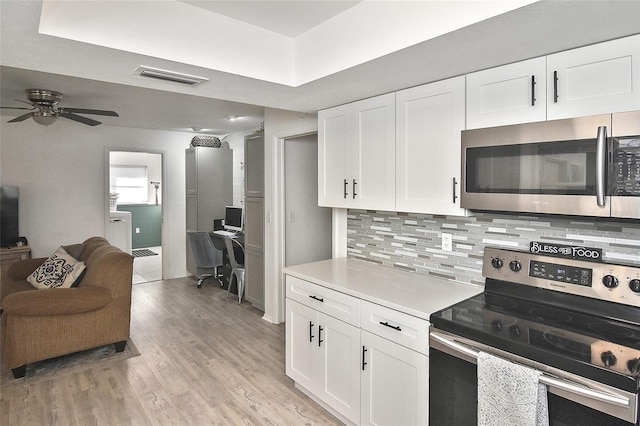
[596,126,607,207]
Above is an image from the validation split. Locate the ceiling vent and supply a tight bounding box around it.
[135,66,209,85]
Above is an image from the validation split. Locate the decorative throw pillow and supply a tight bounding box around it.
[27,246,87,289]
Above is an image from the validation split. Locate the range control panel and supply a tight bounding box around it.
[483,247,640,308]
[529,261,593,287]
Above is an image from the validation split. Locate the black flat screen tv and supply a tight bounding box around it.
[1,186,19,247]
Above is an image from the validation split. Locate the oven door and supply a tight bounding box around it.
[461,114,612,216]
[429,329,638,425]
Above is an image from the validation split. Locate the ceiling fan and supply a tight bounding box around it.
[1,89,119,126]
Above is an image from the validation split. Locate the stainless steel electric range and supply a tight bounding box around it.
[429,246,640,425]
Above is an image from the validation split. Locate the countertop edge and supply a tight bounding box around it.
[283,258,483,321]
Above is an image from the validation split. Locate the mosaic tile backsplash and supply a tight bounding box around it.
[347,210,640,287]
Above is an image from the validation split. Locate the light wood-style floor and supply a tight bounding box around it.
[1,277,341,425]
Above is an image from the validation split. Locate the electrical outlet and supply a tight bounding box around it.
[442,233,452,252]
[135,227,141,234]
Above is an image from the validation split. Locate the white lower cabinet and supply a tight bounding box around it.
[286,298,361,424]
[361,330,428,426]
[285,276,430,425]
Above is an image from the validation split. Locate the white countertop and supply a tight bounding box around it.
[283,258,483,321]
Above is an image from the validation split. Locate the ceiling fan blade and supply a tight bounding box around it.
[60,108,119,117]
[15,98,36,107]
[58,111,102,126]
[7,112,34,123]
[0,106,36,110]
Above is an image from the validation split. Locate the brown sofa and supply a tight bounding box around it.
[1,237,133,378]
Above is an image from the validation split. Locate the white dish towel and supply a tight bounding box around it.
[477,351,549,426]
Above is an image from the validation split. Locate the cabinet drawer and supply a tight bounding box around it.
[360,300,429,355]
[286,275,360,326]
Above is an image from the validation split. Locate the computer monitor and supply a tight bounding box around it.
[224,206,243,232]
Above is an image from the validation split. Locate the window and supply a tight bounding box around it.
[110,165,148,204]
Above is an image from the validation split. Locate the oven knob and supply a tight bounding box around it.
[509,260,522,272]
[601,351,617,367]
[491,258,504,269]
[509,324,521,338]
[627,358,640,374]
[602,275,619,289]
[491,319,503,332]
[629,279,640,293]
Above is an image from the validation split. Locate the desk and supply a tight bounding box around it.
[209,233,244,293]
[0,245,31,280]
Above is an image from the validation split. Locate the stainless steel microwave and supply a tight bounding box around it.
[461,111,640,218]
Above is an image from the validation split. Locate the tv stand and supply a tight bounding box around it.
[0,245,31,280]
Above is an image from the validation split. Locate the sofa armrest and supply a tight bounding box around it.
[2,285,111,316]
[7,258,47,280]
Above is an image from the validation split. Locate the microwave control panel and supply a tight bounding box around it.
[612,137,640,196]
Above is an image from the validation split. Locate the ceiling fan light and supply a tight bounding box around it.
[32,111,57,126]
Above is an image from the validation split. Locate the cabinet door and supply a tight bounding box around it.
[244,197,264,252]
[352,93,396,211]
[317,312,361,424]
[467,57,547,129]
[245,134,265,197]
[185,148,197,195]
[547,34,640,120]
[285,299,316,392]
[396,76,466,216]
[361,331,428,426]
[318,104,351,208]
[245,249,264,310]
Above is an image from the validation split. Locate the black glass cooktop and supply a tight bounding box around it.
[430,288,640,392]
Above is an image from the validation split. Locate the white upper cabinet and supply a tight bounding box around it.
[318,93,395,211]
[467,35,640,128]
[466,57,547,129]
[318,103,350,208]
[547,34,640,120]
[318,35,638,216]
[396,76,466,215]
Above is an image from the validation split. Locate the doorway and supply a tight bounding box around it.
[284,134,332,267]
[108,150,164,283]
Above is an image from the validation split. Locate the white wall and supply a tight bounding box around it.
[0,120,192,279]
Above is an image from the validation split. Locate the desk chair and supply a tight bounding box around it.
[224,237,245,304]
[187,231,224,288]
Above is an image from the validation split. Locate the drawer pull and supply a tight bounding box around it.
[309,295,324,303]
[380,321,402,331]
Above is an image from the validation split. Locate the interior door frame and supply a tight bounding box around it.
[267,127,347,324]
[105,147,167,279]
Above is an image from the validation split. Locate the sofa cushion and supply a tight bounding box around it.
[62,243,85,260]
[27,246,87,289]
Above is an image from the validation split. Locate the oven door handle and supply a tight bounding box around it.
[430,331,630,409]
